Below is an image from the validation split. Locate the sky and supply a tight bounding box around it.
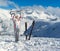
[11,0,60,7]
[0,0,60,9]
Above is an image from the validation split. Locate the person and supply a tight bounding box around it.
[11,14,20,42]
[14,15,21,42]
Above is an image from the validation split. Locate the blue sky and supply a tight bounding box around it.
[0,0,60,9]
[11,0,60,7]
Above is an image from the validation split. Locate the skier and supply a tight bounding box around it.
[10,10,22,42]
[11,13,21,42]
[14,15,20,42]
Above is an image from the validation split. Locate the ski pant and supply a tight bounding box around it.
[15,28,19,42]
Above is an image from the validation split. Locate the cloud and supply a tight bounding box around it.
[0,0,20,9]
[8,1,20,9]
[46,6,60,17]
[0,0,8,6]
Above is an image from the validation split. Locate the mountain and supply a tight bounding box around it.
[0,7,60,51]
[0,7,60,37]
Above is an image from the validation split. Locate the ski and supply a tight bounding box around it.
[28,20,35,40]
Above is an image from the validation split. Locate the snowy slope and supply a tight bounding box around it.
[0,9,14,35]
[0,8,60,35]
[0,7,60,51]
[0,36,60,51]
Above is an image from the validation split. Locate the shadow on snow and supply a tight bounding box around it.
[24,21,60,38]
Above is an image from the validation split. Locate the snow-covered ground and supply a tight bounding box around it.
[0,35,60,51]
[0,7,60,51]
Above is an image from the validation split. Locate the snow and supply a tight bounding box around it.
[0,7,60,51]
[0,36,60,51]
